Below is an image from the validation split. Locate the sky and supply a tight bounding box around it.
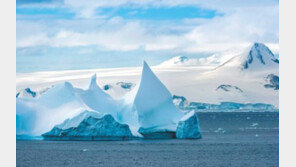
[16,0,279,72]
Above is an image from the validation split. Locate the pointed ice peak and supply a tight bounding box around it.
[140,61,169,98]
[89,74,99,90]
[134,61,183,129]
[143,60,149,70]
[142,61,158,82]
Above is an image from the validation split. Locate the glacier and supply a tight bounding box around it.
[173,95,277,112]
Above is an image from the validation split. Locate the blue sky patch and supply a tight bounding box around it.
[16,7,75,19]
[98,6,220,20]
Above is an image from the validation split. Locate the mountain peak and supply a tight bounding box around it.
[215,42,278,71]
[243,42,278,69]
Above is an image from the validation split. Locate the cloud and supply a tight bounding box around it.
[16,0,279,54]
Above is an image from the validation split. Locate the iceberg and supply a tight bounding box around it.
[18,62,213,140]
[176,111,202,139]
[42,114,135,141]
[133,62,183,136]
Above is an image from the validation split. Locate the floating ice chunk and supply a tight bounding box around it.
[214,128,226,133]
[42,114,135,141]
[251,123,259,127]
[176,111,202,139]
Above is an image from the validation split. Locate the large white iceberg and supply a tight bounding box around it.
[17,62,192,140]
[176,111,202,139]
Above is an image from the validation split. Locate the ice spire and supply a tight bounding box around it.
[78,74,120,115]
[89,74,99,90]
[134,61,183,129]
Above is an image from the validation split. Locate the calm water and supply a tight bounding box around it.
[17,112,279,167]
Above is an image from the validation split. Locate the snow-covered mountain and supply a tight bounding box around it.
[16,88,37,98]
[214,42,279,71]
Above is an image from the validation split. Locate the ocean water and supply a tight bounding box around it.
[16,112,279,167]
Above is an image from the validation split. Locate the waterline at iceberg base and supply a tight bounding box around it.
[17,62,202,140]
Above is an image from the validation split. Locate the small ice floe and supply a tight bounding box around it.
[251,123,258,127]
[246,117,251,120]
[214,128,226,134]
[82,149,88,152]
[239,128,245,131]
[255,134,259,137]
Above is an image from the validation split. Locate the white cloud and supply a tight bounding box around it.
[16,0,279,54]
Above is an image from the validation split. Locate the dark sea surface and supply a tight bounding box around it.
[16,112,279,167]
